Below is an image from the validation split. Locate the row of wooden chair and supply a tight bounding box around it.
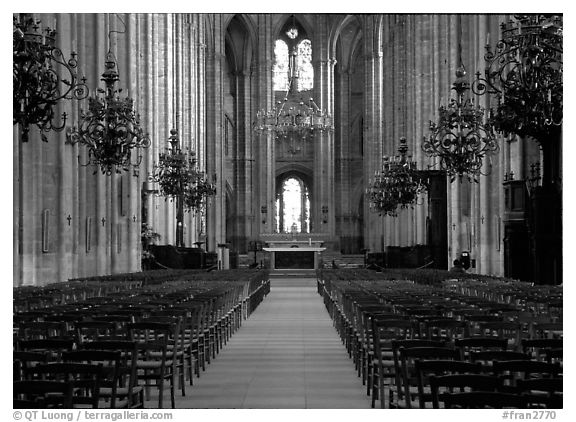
[318,272,562,409]
[14,270,272,408]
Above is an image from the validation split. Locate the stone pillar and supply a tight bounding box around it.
[362,14,384,253]
[255,14,275,236]
[205,14,226,252]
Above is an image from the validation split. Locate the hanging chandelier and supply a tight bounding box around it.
[151,129,216,212]
[13,15,89,142]
[367,137,426,217]
[66,51,150,175]
[254,94,333,141]
[472,14,563,142]
[254,21,333,141]
[423,64,498,182]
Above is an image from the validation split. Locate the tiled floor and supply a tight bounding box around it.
[172,276,372,409]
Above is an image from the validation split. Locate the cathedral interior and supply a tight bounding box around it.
[13,13,562,286]
[11,12,565,411]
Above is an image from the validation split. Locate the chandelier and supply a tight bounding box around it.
[254,25,333,141]
[423,64,498,182]
[367,137,425,217]
[151,129,216,213]
[254,95,333,141]
[13,15,89,142]
[66,51,150,175]
[472,15,563,142]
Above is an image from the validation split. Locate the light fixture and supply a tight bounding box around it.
[472,14,563,142]
[13,14,89,142]
[367,137,426,217]
[423,63,499,183]
[66,49,150,176]
[254,17,333,142]
[151,129,216,247]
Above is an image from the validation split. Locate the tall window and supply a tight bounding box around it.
[273,40,289,92]
[273,17,313,92]
[275,177,310,233]
[296,39,313,91]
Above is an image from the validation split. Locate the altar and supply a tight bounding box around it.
[262,237,326,270]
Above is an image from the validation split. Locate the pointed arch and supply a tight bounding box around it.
[272,14,314,41]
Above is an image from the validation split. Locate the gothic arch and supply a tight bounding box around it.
[330,14,363,63]
[272,14,314,41]
[225,14,257,74]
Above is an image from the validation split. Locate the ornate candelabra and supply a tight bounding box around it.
[13,15,88,142]
[367,137,425,217]
[66,51,150,175]
[472,14,563,142]
[151,129,216,247]
[424,64,498,182]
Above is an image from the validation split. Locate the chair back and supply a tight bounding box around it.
[429,374,502,408]
[13,380,74,408]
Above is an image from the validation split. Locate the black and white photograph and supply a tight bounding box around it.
[8,1,570,416]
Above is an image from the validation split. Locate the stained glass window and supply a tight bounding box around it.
[273,40,289,91]
[297,39,313,91]
[275,177,310,233]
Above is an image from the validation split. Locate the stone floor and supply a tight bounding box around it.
[153,275,372,409]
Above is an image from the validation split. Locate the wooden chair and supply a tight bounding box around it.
[13,380,74,408]
[529,322,563,339]
[455,337,509,361]
[370,319,418,408]
[17,338,75,361]
[477,321,524,351]
[75,321,121,344]
[470,350,531,367]
[441,391,529,408]
[396,346,460,408]
[17,321,68,340]
[422,318,468,343]
[127,321,176,408]
[517,377,563,408]
[13,351,49,380]
[492,360,561,393]
[429,374,503,408]
[172,301,206,377]
[143,315,187,397]
[521,338,563,362]
[27,362,104,408]
[62,349,129,408]
[80,340,144,409]
[415,360,483,408]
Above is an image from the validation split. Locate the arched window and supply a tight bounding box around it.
[275,176,310,233]
[274,17,313,92]
[273,40,289,92]
[296,39,313,91]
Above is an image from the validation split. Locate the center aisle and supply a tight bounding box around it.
[177,276,372,409]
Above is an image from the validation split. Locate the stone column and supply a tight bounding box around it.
[254,14,275,236]
[205,14,226,252]
[362,14,384,253]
